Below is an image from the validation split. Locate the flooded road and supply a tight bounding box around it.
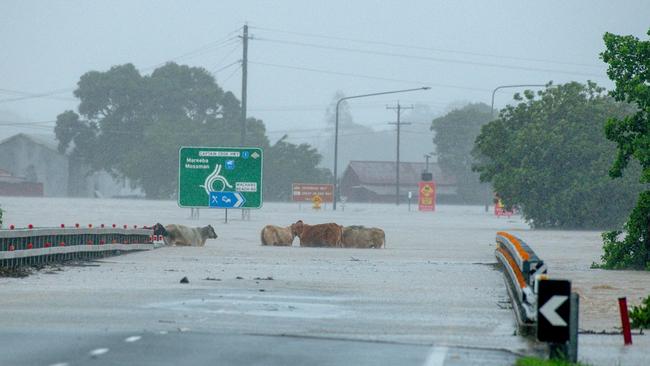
[0,198,647,365]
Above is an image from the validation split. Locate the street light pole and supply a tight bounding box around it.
[486,84,546,212]
[491,84,546,117]
[424,154,431,173]
[333,86,430,210]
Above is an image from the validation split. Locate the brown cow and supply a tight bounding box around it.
[341,226,385,248]
[290,220,342,248]
[260,225,295,246]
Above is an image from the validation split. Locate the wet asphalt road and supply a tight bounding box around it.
[0,330,518,366]
[0,200,533,366]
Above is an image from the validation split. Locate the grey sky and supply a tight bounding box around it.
[1,0,648,145]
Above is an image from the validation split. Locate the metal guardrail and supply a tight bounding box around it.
[495,231,547,327]
[0,226,161,268]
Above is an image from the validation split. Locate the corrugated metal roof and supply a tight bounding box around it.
[345,160,456,185]
[0,133,61,153]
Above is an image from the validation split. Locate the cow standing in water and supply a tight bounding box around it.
[341,226,385,248]
[159,224,218,246]
[290,220,343,248]
[260,225,295,246]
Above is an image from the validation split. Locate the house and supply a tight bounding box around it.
[0,169,43,196]
[0,133,143,198]
[340,160,457,203]
[0,134,69,196]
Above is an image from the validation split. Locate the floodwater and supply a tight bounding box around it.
[0,197,648,365]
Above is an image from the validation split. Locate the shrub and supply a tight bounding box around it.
[630,295,650,329]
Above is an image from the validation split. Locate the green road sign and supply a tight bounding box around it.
[178,147,263,209]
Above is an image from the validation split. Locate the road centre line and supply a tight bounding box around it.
[423,346,447,366]
[89,348,109,357]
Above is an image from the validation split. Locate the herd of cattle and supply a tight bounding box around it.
[152,221,385,249]
[261,220,385,248]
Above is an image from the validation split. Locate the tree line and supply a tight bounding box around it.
[54,62,331,201]
[432,30,650,270]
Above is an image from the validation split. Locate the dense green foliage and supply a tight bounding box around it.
[630,294,650,329]
[431,103,492,204]
[264,135,332,201]
[516,356,589,366]
[55,62,330,200]
[473,82,642,229]
[598,29,650,269]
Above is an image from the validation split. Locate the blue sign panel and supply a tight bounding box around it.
[209,191,246,208]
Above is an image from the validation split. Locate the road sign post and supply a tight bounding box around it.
[178,147,263,212]
[537,279,577,362]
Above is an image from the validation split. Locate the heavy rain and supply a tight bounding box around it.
[1,1,649,365]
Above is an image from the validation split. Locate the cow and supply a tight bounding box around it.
[341,225,385,249]
[152,223,168,236]
[260,225,295,246]
[161,224,218,247]
[290,220,343,248]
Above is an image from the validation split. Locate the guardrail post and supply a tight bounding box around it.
[568,292,579,363]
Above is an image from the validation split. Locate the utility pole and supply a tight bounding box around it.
[387,102,413,206]
[240,24,249,146]
[331,87,430,210]
[239,24,250,221]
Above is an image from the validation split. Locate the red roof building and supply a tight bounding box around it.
[340,161,457,203]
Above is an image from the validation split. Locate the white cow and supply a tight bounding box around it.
[162,224,218,247]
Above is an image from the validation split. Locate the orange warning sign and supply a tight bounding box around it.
[418,181,436,211]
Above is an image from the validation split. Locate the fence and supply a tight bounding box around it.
[0,225,161,268]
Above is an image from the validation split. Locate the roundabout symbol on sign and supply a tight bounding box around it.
[200,164,233,195]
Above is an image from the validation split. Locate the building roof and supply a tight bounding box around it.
[0,133,61,153]
[344,160,456,186]
[0,168,26,183]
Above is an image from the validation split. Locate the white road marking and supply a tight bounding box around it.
[423,346,448,366]
[89,348,109,357]
[124,336,142,343]
[49,363,69,366]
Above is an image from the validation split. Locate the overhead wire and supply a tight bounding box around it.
[253,36,607,79]
[0,26,244,104]
[250,25,604,69]
[248,60,490,92]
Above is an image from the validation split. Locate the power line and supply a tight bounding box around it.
[211,43,242,74]
[0,27,244,104]
[219,64,242,85]
[249,60,490,92]
[213,60,240,74]
[253,37,607,79]
[141,37,240,72]
[0,88,76,104]
[250,25,604,70]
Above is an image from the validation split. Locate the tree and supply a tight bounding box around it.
[264,135,332,201]
[56,62,269,198]
[473,82,643,229]
[56,62,332,201]
[431,103,492,204]
[598,29,650,269]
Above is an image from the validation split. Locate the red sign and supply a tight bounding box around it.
[418,181,436,211]
[292,183,334,203]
